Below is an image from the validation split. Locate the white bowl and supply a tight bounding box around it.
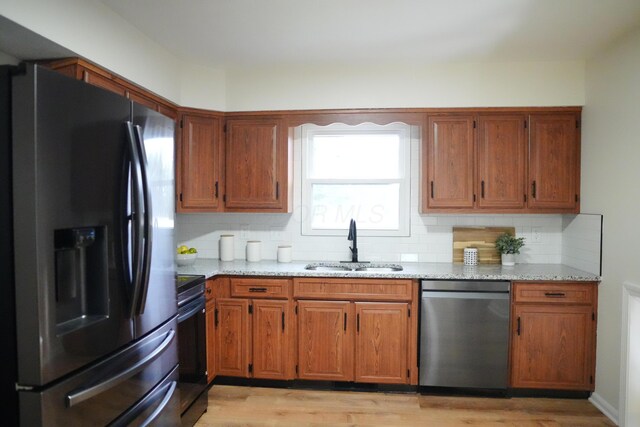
[176,253,197,266]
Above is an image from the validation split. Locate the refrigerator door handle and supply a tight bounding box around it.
[124,121,145,318]
[133,124,153,315]
[65,329,176,408]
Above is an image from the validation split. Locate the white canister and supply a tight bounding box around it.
[246,240,262,262]
[277,245,292,263]
[463,247,478,266]
[219,234,234,261]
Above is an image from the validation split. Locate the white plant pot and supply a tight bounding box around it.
[501,253,516,266]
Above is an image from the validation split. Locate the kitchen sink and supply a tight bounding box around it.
[354,266,403,272]
[303,265,353,271]
[304,262,403,272]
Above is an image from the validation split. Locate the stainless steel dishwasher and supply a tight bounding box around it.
[419,280,510,390]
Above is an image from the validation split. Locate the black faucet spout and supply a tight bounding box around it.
[347,219,358,262]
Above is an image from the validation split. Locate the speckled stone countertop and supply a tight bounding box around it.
[177,259,600,282]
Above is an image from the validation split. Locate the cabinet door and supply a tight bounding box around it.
[225,119,286,211]
[216,299,250,377]
[252,300,291,380]
[179,114,223,211]
[205,298,216,383]
[424,115,475,210]
[297,300,353,381]
[355,302,408,384]
[477,115,527,209]
[511,304,594,390]
[528,114,579,211]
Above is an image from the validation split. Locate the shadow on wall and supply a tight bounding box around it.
[562,213,603,276]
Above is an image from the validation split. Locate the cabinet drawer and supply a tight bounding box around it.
[293,278,413,301]
[512,282,596,304]
[230,278,290,298]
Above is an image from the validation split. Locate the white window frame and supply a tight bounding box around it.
[301,122,411,237]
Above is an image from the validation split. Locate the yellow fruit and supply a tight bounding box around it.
[177,245,189,254]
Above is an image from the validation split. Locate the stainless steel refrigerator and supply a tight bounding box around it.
[0,63,180,426]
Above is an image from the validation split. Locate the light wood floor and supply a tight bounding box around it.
[195,385,614,426]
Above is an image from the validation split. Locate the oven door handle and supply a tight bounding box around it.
[178,297,205,323]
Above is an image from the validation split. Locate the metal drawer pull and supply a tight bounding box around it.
[66,330,175,407]
[249,287,268,292]
[544,292,566,297]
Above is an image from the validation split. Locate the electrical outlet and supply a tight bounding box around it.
[400,253,419,262]
[532,227,542,242]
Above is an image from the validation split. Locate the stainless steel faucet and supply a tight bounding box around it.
[347,218,358,262]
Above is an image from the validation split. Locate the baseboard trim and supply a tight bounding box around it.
[589,392,619,426]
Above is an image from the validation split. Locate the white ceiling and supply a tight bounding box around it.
[100,0,640,68]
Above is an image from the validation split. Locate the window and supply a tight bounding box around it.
[301,123,410,236]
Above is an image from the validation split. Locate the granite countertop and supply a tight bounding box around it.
[177,259,601,282]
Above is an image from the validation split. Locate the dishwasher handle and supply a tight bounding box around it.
[421,280,510,293]
[421,291,510,300]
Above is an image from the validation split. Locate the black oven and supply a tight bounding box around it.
[176,274,208,426]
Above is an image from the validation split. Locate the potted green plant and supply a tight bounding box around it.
[495,233,525,266]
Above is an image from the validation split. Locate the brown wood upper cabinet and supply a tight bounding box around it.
[224,118,291,212]
[477,115,527,210]
[177,113,224,212]
[43,58,179,121]
[424,115,475,210]
[528,113,580,211]
[421,110,580,213]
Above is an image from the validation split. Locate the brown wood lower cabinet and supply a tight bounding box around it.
[297,300,354,381]
[355,302,409,384]
[510,282,597,391]
[215,297,292,380]
[216,298,250,377]
[252,300,291,379]
[297,300,411,384]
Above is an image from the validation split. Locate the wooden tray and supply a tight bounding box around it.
[453,227,515,264]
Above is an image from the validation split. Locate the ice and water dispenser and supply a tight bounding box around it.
[54,226,109,335]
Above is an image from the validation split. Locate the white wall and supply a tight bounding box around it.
[1,1,586,112]
[179,62,227,111]
[562,214,602,276]
[0,0,181,103]
[225,60,585,111]
[582,25,640,421]
[0,50,19,65]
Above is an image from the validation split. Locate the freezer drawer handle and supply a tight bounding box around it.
[137,380,177,427]
[65,329,176,408]
[109,379,177,427]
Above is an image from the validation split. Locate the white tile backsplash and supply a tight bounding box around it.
[176,212,566,263]
[562,214,602,275]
